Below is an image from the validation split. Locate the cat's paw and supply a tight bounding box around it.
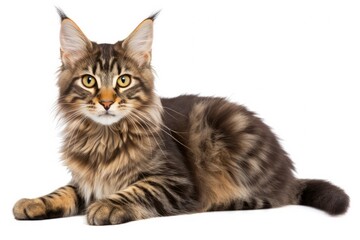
[13,198,46,220]
[87,200,131,225]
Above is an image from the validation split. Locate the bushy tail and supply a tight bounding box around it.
[298,179,349,215]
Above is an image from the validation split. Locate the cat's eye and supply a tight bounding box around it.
[117,75,131,88]
[82,75,97,88]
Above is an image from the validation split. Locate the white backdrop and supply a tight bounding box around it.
[0,0,358,239]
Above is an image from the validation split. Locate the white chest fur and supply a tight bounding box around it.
[71,166,128,205]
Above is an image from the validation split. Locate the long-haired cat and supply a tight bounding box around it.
[13,10,349,225]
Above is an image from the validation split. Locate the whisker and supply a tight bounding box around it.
[129,113,167,158]
[130,109,192,152]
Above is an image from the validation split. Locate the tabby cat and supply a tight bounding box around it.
[13,10,349,225]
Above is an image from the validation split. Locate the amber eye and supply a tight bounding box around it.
[81,75,97,88]
[117,75,131,88]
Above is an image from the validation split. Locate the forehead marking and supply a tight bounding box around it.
[99,44,114,71]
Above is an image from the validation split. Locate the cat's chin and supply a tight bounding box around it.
[87,113,124,126]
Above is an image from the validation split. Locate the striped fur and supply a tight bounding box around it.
[13,185,84,220]
[13,11,349,225]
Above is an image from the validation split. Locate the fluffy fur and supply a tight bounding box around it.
[13,11,349,225]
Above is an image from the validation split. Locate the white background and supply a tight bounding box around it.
[0,0,359,239]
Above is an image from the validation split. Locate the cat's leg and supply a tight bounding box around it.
[13,185,85,220]
[207,198,273,212]
[87,177,194,225]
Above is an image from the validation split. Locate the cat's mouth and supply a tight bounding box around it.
[83,109,126,126]
[99,112,116,117]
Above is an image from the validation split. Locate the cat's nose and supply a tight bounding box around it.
[99,100,114,110]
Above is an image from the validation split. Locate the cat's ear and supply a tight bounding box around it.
[121,14,157,66]
[58,10,92,66]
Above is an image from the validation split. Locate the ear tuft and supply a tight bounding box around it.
[60,17,91,66]
[148,11,160,21]
[122,18,154,66]
[56,7,68,21]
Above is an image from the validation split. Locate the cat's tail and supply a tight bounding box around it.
[297,179,349,215]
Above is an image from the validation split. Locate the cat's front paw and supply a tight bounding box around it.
[87,200,131,225]
[13,198,46,220]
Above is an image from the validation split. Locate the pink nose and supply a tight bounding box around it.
[99,100,114,110]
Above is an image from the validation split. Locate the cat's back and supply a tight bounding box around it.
[161,95,260,138]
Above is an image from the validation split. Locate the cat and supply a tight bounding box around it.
[13,9,349,225]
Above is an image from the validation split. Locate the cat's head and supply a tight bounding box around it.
[57,10,161,126]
